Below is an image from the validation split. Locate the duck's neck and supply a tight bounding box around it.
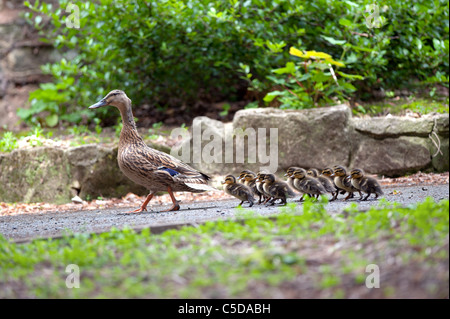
[118,103,144,146]
[119,103,137,129]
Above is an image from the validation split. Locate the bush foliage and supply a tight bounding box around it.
[21,0,449,126]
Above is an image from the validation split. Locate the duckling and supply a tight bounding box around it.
[293,168,326,201]
[237,169,255,183]
[332,165,361,201]
[89,90,214,213]
[256,172,271,204]
[284,166,301,189]
[307,168,337,200]
[322,167,345,200]
[263,173,295,205]
[242,172,264,204]
[222,175,255,207]
[350,168,384,201]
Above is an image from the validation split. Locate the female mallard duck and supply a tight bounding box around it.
[307,168,337,200]
[332,165,361,201]
[222,175,255,207]
[350,168,384,201]
[293,168,326,201]
[89,90,215,213]
[263,173,295,206]
[242,172,263,204]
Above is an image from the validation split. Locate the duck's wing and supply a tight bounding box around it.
[136,146,215,191]
[136,146,210,180]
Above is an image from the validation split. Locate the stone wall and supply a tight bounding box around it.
[182,105,449,176]
[0,0,59,130]
[1,104,447,204]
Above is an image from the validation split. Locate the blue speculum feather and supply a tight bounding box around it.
[157,166,179,176]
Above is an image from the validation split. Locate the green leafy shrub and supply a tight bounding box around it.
[0,132,18,153]
[20,0,449,127]
[257,47,363,109]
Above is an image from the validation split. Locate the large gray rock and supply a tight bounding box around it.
[0,143,156,204]
[170,116,236,174]
[351,116,435,137]
[66,145,148,199]
[233,105,352,171]
[0,147,72,204]
[350,136,432,176]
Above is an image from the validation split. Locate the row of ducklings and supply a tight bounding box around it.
[221,165,383,207]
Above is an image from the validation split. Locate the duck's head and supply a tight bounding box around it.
[243,173,256,182]
[307,168,319,177]
[333,165,347,177]
[89,90,131,110]
[350,168,364,179]
[256,172,266,182]
[321,168,333,177]
[263,174,276,185]
[284,166,299,177]
[293,168,307,179]
[238,170,254,181]
[222,175,237,185]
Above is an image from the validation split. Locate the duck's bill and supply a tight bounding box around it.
[89,99,108,109]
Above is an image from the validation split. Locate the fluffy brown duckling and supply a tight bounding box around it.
[238,169,255,182]
[293,168,326,201]
[332,165,361,200]
[256,172,271,203]
[222,175,255,207]
[322,167,345,200]
[262,173,295,205]
[242,172,264,204]
[284,166,301,189]
[350,168,384,201]
[307,168,337,201]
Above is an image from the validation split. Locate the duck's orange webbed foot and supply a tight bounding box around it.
[125,193,154,214]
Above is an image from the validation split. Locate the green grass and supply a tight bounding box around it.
[0,197,448,298]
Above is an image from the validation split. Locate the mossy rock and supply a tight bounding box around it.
[0,147,72,204]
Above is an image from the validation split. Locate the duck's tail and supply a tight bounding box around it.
[185,183,217,192]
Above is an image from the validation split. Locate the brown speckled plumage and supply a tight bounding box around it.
[89,90,213,212]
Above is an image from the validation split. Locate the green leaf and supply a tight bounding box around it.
[273,62,296,75]
[338,18,352,27]
[321,35,346,46]
[45,114,59,127]
[336,71,364,80]
[263,91,282,103]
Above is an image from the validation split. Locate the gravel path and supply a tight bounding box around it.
[1,184,448,242]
